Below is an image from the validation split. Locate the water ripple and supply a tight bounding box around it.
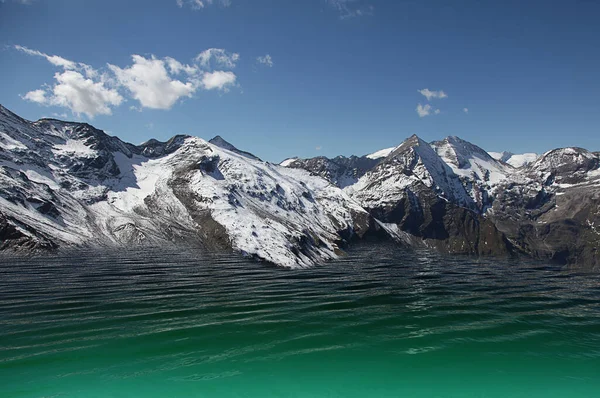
[1,244,600,397]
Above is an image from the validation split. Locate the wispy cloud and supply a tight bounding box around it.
[15,45,78,71]
[416,103,441,118]
[176,0,231,10]
[257,54,273,67]
[327,0,374,19]
[463,107,469,114]
[418,88,448,101]
[0,0,35,5]
[195,48,240,69]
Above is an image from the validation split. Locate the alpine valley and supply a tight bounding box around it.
[1,105,598,268]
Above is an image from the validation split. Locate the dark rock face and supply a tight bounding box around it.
[0,212,56,251]
[491,177,600,268]
[285,155,380,188]
[167,162,233,252]
[138,135,189,158]
[362,187,512,256]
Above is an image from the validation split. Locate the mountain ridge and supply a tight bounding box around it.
[1,105,598,268]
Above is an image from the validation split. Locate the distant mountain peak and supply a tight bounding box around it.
[488,151,539,168]
[532,147,598,175]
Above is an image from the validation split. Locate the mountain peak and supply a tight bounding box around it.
[433,135,495,166]
[407,134,427,144]
[209,135,237,151]
[208,135,261,161]
[443,135,470,146]
[387,134,433,159]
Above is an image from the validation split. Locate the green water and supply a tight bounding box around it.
[1,245,599,397]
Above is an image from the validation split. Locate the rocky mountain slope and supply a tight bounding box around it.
[1,105,598,268]
[286,135,600,268]
[281,155,379,188]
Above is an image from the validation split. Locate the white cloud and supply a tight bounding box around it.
[256,54,273,67]
[463,108,469,114]
[418,88,448,101]
[23,70,124,118]
[316,146,322,151]
[195,48,239,70]
[16,45,123,118]
[416,103,440,118]
[23,89,47,103]
[201,71,237,91]
[176,0,231,10]
[327,0,374,19]
[16,45,240,115]
[45,71,123,118]
[109,55,197,110]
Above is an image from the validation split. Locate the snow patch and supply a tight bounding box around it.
[279,157,298,167]
[52,139,97,158]
[0,131,28,150]
[505,153,538,168]
[366,146,397,160]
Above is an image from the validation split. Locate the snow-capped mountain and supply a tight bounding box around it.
[344,135,511,256]
[0,105,378,267]
[2,105,599,268]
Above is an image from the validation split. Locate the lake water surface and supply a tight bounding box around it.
[1,244,599,397]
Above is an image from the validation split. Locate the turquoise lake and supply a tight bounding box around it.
[1,244,599,397]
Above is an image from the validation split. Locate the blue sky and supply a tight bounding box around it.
[1,0,599,162]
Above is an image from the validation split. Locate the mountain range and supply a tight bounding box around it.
[1,105,598,268]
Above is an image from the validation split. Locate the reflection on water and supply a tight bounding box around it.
[1,244,600,397]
